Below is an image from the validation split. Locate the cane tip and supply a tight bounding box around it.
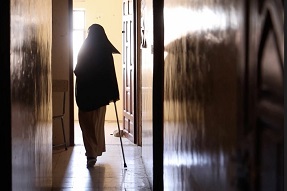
[124,163,127,169]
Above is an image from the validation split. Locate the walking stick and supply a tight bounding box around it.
[113,101,127,168]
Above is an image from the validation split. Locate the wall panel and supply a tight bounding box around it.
[163,1,243,190]
[10,0,52,190]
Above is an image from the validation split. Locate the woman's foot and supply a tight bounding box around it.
[86,157,97,168]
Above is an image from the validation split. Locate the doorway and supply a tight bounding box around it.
[72,9,85,122]
[71,1,130,145]
[72,9,85,144]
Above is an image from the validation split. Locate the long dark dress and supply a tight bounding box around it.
[74,24,120,160]
[74,24,120,111]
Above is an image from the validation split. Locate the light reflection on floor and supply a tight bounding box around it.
[52,121,151,191]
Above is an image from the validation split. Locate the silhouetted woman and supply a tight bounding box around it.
[74,24,120,168]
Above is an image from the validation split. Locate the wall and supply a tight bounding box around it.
[52,0,72,146]
[10,0,53,190]
[1,0,12,189]
[73,0,123,122]
[162,0,284,190]
[163,0,242,190]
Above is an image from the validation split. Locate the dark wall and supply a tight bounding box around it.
[10,0,52,190]
[0,1,12,190]
[162,0,283,190]
[163,1,241,190]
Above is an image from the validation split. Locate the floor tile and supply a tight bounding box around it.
[52,121,151,191]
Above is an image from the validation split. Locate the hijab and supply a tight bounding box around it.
[74,24,120,111]
[74,24,120,77]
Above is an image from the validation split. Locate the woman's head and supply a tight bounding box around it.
[88,24,107,39]
[87,24,120,54]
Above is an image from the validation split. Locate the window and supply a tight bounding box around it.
[73,10,85,69]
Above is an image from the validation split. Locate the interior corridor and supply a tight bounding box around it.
[52,121,151,191]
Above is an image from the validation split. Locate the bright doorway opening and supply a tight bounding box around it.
[72,10,85,122]
[73,10,85,144]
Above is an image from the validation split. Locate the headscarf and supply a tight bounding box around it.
[87,24,120,54]
[74,24,120,111]
[74,24,120,76]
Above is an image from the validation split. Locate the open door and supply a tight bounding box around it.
[122,0,142,144]
[122,0,135,143]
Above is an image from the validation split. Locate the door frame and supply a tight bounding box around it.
[134,0,142,146]
[69,0,142,146]
[68,0,75,146]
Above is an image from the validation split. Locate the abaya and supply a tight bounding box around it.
[74,24,120,165]
[74,24,120,111]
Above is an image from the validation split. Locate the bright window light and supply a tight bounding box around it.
[73,10,85,69]
[73,10,85,30]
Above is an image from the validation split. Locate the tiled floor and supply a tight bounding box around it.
[52,121,152,191]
